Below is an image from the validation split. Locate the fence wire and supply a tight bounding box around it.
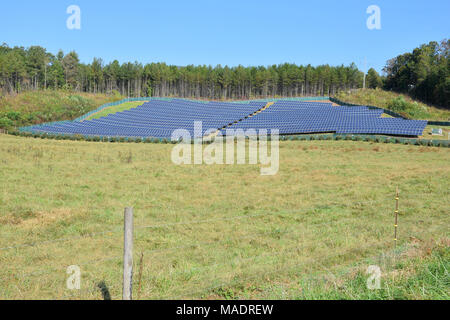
[1,193,447,299]
[1,195,444,279]
[1,195,426,252]
[4,214,384,279]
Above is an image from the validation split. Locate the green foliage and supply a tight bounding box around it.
[366,68,382,89]
[383,39,449,108]
[0,117,13,129]
[299,246,449,300]
[0,43,364,100]
[387,96,429,119]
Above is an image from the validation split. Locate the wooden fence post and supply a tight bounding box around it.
[123,207,134,300]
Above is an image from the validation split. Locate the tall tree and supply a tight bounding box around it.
[366,68,382,89]
[383,39,449,107]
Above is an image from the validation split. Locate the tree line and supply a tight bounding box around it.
[0,43,364,99]
[383,39,449,108]
[2,40,447,108]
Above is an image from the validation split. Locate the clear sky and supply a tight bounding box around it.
[1,0,449,73]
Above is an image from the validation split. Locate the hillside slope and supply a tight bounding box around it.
[0,90,123,130]
[335,89,450,121]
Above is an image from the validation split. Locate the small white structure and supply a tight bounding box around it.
[431,128,443,136]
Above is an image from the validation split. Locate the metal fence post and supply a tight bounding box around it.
[394,188,399,249]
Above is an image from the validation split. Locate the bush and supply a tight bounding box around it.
[434,141,441,147]
[387,96,429,119]
[0,117,13,129]
[6,111,22,121]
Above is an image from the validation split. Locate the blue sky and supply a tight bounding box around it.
[1,0,449,73]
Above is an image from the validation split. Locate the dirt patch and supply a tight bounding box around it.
[1,208,83,228]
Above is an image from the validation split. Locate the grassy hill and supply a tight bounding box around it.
[0,90,124,130]
[334,89,450,121]
[85,101,148,120]
[0,134,448,299]
[3,89,449,132]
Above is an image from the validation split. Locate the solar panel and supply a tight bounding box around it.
[22,99,428,138]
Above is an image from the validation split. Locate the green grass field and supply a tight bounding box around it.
[0,134,448,300]
[84,101,148,120]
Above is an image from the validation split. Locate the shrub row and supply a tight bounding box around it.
[7,130,450,148]
[279,133,449,147]
[9,130,175,144]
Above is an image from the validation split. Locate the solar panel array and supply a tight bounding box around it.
[22,98,427,139]
[225,101,427,136]
[24,99,266,138]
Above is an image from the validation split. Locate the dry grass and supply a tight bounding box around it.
[335,88,450,121]
[0,90,123,129]
[0,134,448,299]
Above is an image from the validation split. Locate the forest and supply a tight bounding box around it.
[383,39,449,108]
[0,43,364,99]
